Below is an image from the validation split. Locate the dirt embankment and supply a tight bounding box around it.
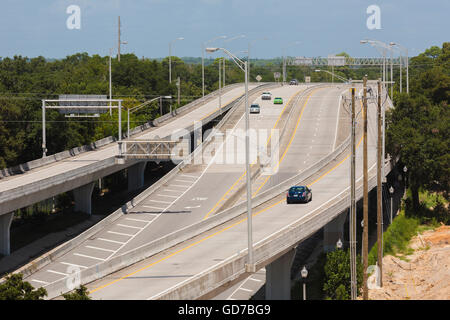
[369,225,450,300]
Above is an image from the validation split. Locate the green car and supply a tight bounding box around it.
[273,97,283,104]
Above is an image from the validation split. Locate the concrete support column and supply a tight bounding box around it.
[323,212,347,252]
[73,182,95,215]
[0,212,14,256]
[128,161,147,192]
[265,249,296,300]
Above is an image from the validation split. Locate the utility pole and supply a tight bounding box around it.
[362,76,369,300]
[159,96,163,116]
[377,79,383,287]
[118,16,121,62]
[177,77,181,107]
[223,57,226,88]
[349,87,357,300]
[219,59,222,116]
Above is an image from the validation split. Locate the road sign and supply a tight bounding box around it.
[273,72,281,80]
[328,55,346,66]
[255,75,262,82]
[305,76,311,83]
[58,95,108,115]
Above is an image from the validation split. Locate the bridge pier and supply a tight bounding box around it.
[73,182,95,215]
[0,212,14,256]
[265,248,296,300]
[323,211,347,252]
[127,161,147,192]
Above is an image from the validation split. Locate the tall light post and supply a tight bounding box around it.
[203,35,227,97]
[206,47,254,271]
[301,266,308,300]
[117,16,128,62]
[109,48,114,116]
[169,37,184,83]
[223,35,246,87]
[389,186,395,224]
[282,41,301,84]
[390,42,409,94]
[361,39,394,184]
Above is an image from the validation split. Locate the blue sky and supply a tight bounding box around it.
[0,0,448,59]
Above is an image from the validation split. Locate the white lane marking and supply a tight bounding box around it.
[170,184,190,188]
[60,262,88,269]
[239,288,253,292]
[248,278,262,282]
[148,199,172,204]
[117,224,144,230]
[175,179,195,183]
[157,194,178,198]
[31,279,50,285]
[107,231,134,237]
[185,205,201,209]
[142,205,164,210]
[97,238,126,245]
[74,253,106,261]
[47,269,68,276]
[86,245,116,253]
[162,189,182,193]
[125,218,150,223]
[180,174,199,179]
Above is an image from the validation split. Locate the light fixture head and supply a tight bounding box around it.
[301,266,308,278]
[206,47,219,53]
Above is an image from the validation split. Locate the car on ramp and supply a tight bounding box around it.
[286,186,312,204]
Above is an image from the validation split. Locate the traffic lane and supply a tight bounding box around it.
[112,85,306,255]
[87,103,378,300]
[257,86,343,195]
[0,84,254,192]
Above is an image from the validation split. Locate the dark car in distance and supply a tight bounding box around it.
[286,186,312,204]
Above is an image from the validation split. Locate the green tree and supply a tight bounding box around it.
[323,249,363,300]
[0,273,47,300]
[62,285,91,300]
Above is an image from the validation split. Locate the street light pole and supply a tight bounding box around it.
[389,186,395,224]
[109,48,113,116]
[205,47,253,270]
[301,266,308,300]
[169,37,184,84]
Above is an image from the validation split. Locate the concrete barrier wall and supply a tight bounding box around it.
[9,83,272,282]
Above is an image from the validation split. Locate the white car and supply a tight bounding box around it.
[250,104,261,114]
[261,92,272,100]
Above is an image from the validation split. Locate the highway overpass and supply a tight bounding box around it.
[2,82,393,300]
